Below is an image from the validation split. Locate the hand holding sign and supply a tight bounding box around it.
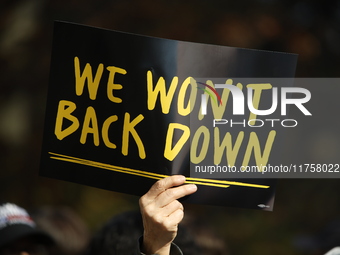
[139,175,197,255]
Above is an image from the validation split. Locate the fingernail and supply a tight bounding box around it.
[188,184,197,191]
[177,175,186,182]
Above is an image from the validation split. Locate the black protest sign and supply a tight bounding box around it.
[40,21,297,210]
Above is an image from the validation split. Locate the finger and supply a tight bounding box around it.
[165,208,185,228]
[161,200,184,217]
[144,175,186,201]
[155,184,197,208]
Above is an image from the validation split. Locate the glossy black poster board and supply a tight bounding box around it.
[40,21,297,210]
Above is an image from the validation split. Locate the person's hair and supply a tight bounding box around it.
[86,210,143,255]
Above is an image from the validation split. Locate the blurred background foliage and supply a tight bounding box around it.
[1,0,340,254]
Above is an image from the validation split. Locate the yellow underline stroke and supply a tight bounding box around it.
[48,152,269,189]
[49,152,224,186]
[49,155,229,188]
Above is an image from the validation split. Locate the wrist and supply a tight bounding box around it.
[142,243,171,255]
[142,236,171,255]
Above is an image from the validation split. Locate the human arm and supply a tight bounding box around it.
[139,175,197,255]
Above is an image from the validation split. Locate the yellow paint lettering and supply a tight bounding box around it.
[246,83,273,125]
[199,79,243,120]
[122,112,146,159]
[164,123,190,161]
[242,130,276,168]
[190,126,210,164]
[74,56,104,100]
[102,115,118,149]
[177,77,197,116]
[147,70,178,114]
[106,66,126,103]
[80,106,100,146]
[214,128,244,165]
[55,100,80,140]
